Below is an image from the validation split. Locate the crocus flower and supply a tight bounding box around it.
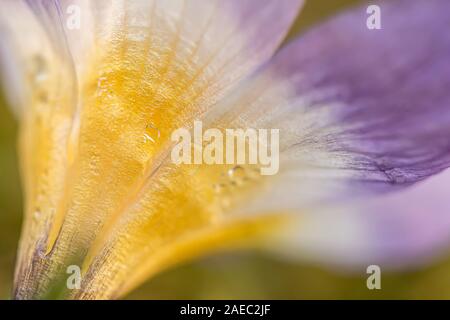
[0,0,449,300]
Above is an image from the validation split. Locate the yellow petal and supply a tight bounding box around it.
[3,0,303,299]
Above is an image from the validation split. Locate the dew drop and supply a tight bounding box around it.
[143,124,161,143]
[227,165,248,186]
[97,76,107,87]
[213,183,226,194]
[30,55,49,102]
[33,208,42,223]
[128,27,147,42]
[212,182,232,210]
[96,76,109,96]
[31,55,48,84]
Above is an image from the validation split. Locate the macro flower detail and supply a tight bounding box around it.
[0,0,449,299]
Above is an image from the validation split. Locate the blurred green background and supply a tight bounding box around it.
[1,0,450,299]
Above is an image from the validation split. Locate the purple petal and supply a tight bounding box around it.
[273,168,450,268]
[208,0,450,202]
[273,0,450,190]
[203,0,450,267]
[366,168,450,266]
[222,0,304,63]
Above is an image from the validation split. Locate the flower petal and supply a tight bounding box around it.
[0,1,79,300]
[57,0,304,103]
[273,168,450,268]
[69,0,450,297]
[8,0,304,299]
[0,0,75,116]
[203,0,450,209]
[200,0,450,267]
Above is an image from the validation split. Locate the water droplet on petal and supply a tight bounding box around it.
[33,208,42,223]
[213,183,225,194]
[30,55,49,102]
[143,124,160,143]
[96,76,109,96]
[31,55,48,83]
[227,165,248,186]
[128,27,147,42]
[98,76,107,86]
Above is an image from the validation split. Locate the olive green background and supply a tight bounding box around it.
[1,0,450,299]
